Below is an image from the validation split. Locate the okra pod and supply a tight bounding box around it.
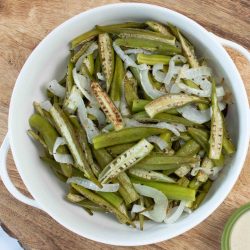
[91,81,123,130]
[133,110,197,126]
[110,55,125,104]
[98,139,154,183]
[175,139,201,157]
[71,28,100,49]
[49,104,100,186]
[98,33,115,91]
[209,79,223,160]
[93,127,168,149]
[145,94,209,118]
[71,183,135,226]
[107,143,135,157]
[115,38,181,54]
[124,73,139,110]
[145,21,173,36]
[130,177,196,201]
[71,41,92,63]
[137,54,171,65]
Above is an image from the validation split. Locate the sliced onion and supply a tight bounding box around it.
[75,42,98,71]
[87,106,106,127]
[164,200,186,224]
[77,98,99,143]
[133,184,168,223]
[152,64,165,83]
[170,83,182,94]
[177,82,210,97]
[163,55,186,88]
[139,69,165,99]
[47,80,66,98]
[40,100,52,111]
[147,136,167,150]
[178,102,226,124]
[72,68,98,106]
[63,86,82,114]
[124,49,152,55]
[113,43,148,71]
[67,177,119,192]
[96,72,106,81]
[184,66,212,79]
[184,207,192,214]
[124,118,184,136]
[53,137,73,164]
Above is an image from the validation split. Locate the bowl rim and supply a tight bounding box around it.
[8,2,250,246]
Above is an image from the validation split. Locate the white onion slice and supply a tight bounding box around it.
[163,55,186,88]
[96,72,105,81]
[40,100,52,111]
[170,83,182,94]
[147,136,167,150]
[184,66,212,79]
[139,69,165,99]
[47,80,66,98]
[77,98,99,143]
[164,200,186,224]
[113,43,148,71]
[67,177,119,192]
[87,106,106,127]
[152,64,165,83]
[75,42,98,71]
[72,68,98,106]
[177,82,211,97]
[124,49,152,55]
[63,86,82,114]
[124,118,185,136]
[133,184,168,222]
[178,102,226,124]
[53,137,73,164]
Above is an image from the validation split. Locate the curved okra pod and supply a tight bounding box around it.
[115,38,181,55]
[49,104,100,186]
[209,79,223,160]
[94,53,101,76]
[92,127,169,149]
[82,53,95,76]
[145,94,209,118]
[222,115,235,155]
[134,163,179,172]
[137,54,171,65]
[145,21,173,36]
[130,177,196,201]
[98,139,154,184]
[91,81,123,130]
[110,55,125,105]
[71,183,135,226]
[97,27,176,46]
[98,33,115,92]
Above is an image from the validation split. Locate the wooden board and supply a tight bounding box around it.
[0,1,249,249]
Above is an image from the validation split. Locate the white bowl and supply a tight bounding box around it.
[1,3,250,246]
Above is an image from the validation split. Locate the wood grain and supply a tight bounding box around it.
[0,1,249,249]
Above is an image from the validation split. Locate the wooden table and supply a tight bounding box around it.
[0,1,249,249]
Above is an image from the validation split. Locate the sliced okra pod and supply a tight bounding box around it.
[145,94,209,118]
[91,81,123,130]
[98,33,115,91]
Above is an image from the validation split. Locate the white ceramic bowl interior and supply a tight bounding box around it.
[7,3,250,246]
